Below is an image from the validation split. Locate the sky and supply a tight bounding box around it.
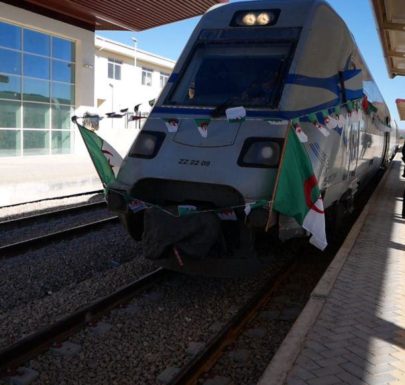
[98,0,405,131]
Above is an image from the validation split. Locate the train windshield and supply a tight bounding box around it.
[167,43,292,108]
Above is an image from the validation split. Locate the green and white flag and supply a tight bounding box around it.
[195,119,210,138]
[77,123,122,187]
[178,205,197,216]
[273,128,327,250]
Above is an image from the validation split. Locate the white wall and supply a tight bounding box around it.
[92,37,175,156]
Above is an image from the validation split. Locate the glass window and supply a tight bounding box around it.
[23,130,49,155]
[108,58,122,80]
[0,23,75,157]
[142,68,153,86]
[52,37,75,62]
[52,60,75,82]
[52,104,72,129]
[51,82,74,105]
[0,130,21,157]
[23,102,50,129]
[23,54,50,79]
[168,43,291,107]
[0,22,21,50]
[23,30,50,56]
[0,75,21,100]
[160,73,169,88]
[23,78,50,102]
[0,48,21,75]
[0,101,21,128]
[51,131,71,154]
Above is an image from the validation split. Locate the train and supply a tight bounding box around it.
[105,0,398,276]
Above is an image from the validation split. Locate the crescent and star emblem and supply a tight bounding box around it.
[304,175,324,214]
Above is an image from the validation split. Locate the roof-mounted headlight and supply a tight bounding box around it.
[231,9,280,27]
[242,13,257,26]
[257,12,271,25]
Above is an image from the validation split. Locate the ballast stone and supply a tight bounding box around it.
[50,341,81,357]
[157,367,181,384]
[89,322,112,336]
[5,367,39,385]
[203,376,233,385]
[244,328,266,338]
[228,349,250,363]
[186,341,206,355]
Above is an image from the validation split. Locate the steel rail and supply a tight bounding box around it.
[169,261,297,385]
[0,268,167,376]
[0,190,103,209]
[0,216,119,259]
[0,201,107,230]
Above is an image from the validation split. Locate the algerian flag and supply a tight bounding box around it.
[226,106,246,122]
[217,209,237,221]
[308,113,329,137]
[77,122,121,187]
[322,111,338,130]
[273,128,327,250]
[178,205,197,216]
[164,118,179,133]
[291,118,308,143]
[195,119,210,138]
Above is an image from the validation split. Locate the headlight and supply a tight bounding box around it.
[231,10,280,27]
[257,12,271,25]
[128,130,165,159]
[242,13,256,26]
[238,138,282,168]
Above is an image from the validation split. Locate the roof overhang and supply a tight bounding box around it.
[371,0,405,78]
[1,0,228,31]
[396,99,405,120]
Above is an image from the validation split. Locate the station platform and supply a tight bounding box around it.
[258,156,405,385]
[0,155,102,207]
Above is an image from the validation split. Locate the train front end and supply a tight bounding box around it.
[106,1,310,275]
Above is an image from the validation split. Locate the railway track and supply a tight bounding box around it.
[0,216,119,259]
[0,200,121,259]
[0,170,385,384]
[0,268,167,377]
[0,190,103,210]
[168,251,328,385]
[0,247,326,385]
[0,201,107,231]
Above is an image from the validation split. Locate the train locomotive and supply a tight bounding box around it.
[105,0,398,275]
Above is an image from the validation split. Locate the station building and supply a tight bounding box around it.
[0,0,222,158]
[94,36,175,128]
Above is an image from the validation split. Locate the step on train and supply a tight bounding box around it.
[105,0,398,276]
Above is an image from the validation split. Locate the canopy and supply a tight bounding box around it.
[2,0,227,31]
[372,0,405,78]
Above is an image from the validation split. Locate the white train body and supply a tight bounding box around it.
[106,0,398,274]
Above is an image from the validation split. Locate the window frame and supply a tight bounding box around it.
[142,67,153,86]
[108,57,122,81]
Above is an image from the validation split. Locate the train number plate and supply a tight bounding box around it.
[178,158,211,166]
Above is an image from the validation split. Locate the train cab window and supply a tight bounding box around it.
[167,43,292,108]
